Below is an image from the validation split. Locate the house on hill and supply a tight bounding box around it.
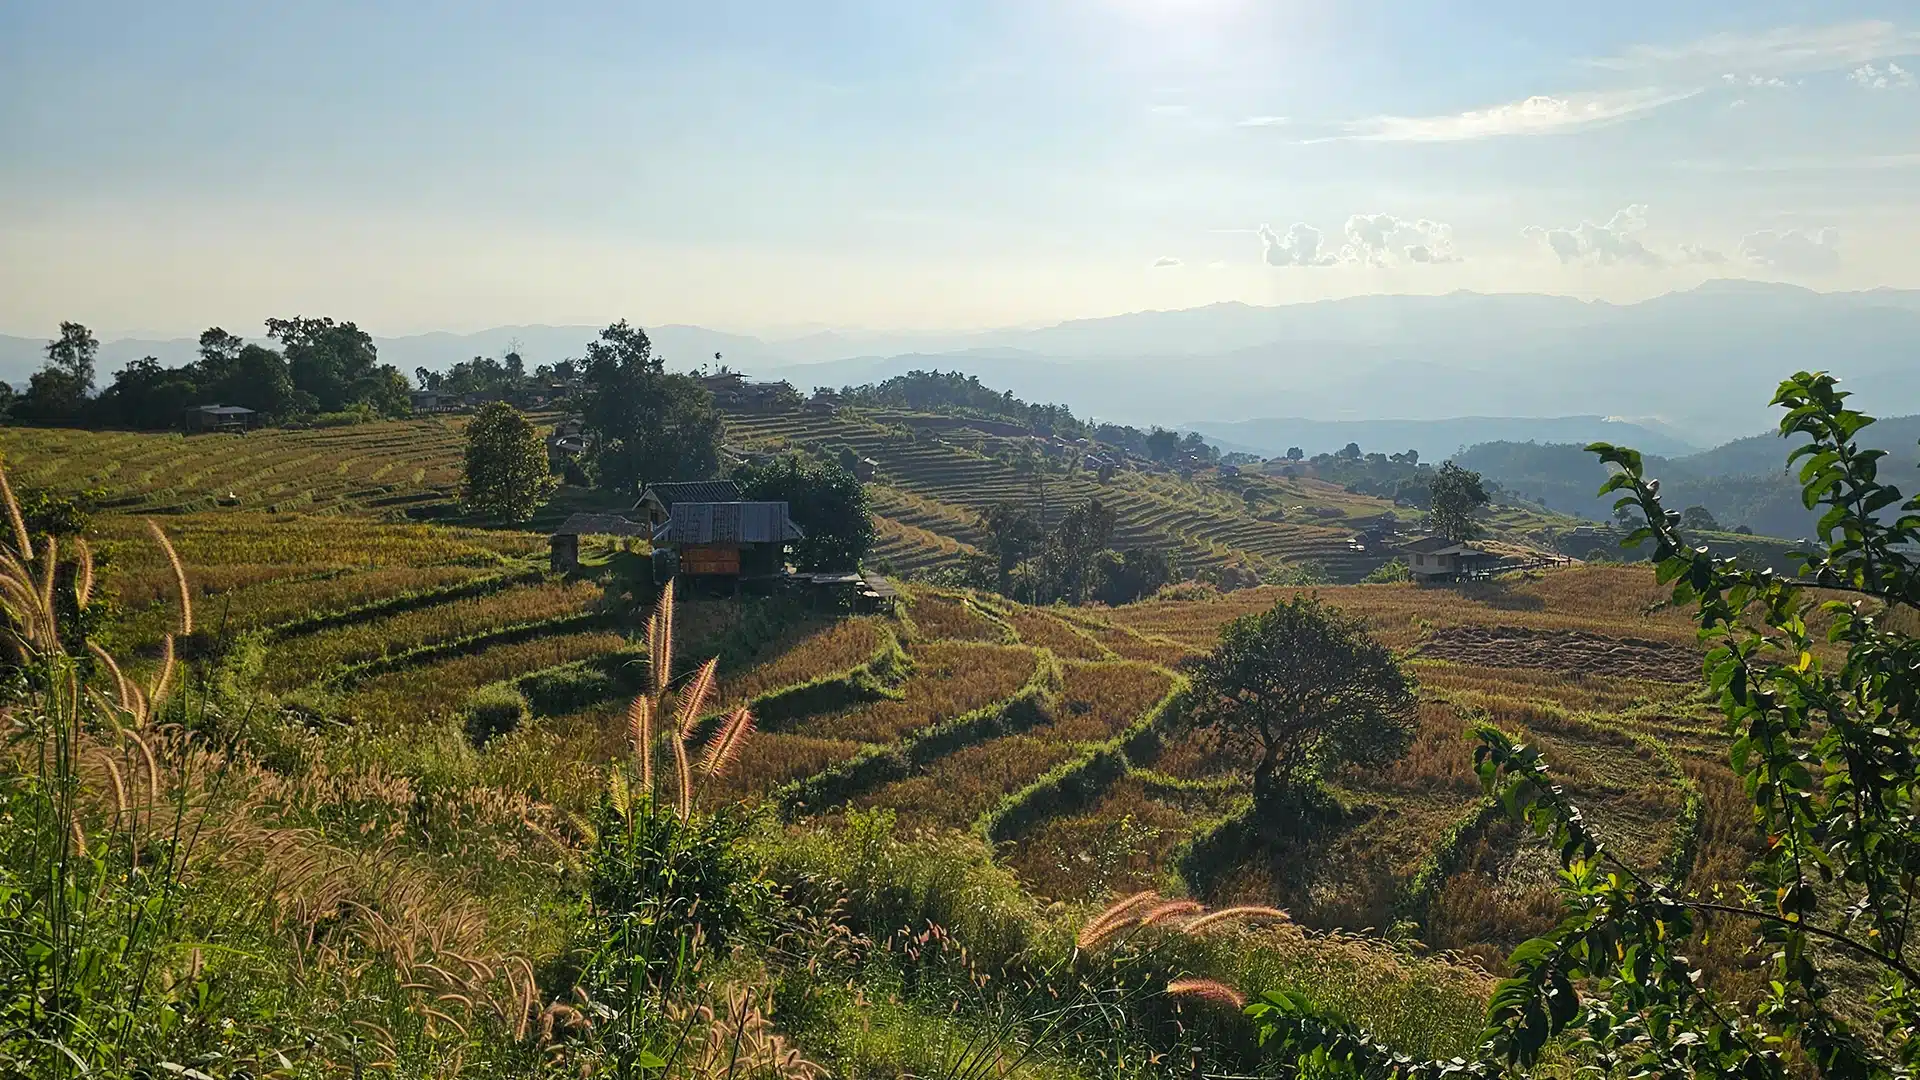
[182,405,263,433]
[651,501,802,581]
[1401,536,1499,583]
[633,480,743,528]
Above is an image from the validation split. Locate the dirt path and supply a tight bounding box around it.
[1419,625,1702,684]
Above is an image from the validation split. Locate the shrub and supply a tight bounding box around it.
[464,682,531,746]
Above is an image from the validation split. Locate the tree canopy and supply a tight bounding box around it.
[460,402,557,523]
[1187,595,1417,812]
[576,322,723,495]
[1426,461,1490,541]
[733,454,874,572]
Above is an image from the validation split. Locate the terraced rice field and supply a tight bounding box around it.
[724,410,1398,581]
[0,419,472,515]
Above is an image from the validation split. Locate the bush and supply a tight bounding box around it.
[463,682,530,746]
[1362,558,1411,584]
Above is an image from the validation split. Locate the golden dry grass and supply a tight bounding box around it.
[268,580,604,690]
[904,590,1006,643]
[856,734,1081,830]
[340,630,632,729]
[1001,607,1112,660]
[700,733,866,805]
[714,617,888,707]
[796,642,1038,743]
[1037,661,1174,744]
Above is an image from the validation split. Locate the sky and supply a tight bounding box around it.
[2,1,1917,338]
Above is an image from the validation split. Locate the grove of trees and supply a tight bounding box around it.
[965,498,1175,605]
[575,322,724,495]
[5,319,414,427]
[733,454,874,572]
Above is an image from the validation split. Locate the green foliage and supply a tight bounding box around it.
[463,681,530,746]
[1188,595,1417,811]
[1361,558,1411,584]
[1426,461,1489,541]
[1252,370,1920,1080]
[459,401,558,523]
[267,315,410,417]
[577,321,724,495]
[734,452,875,571]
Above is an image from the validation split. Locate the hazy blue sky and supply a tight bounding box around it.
[2,1,1916,336]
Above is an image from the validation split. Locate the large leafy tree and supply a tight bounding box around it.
[264,315,406,415]
[1249,371,1920,1080]
[16,322,98,420]
[976,502,1043,594]
[734,454,874,571]
[460,402,557,523]
[1427,460,1490,541]
[576,321,723,495]
[1188,595,1416,812]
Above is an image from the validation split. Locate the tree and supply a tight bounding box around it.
[977,502,1043,594]
[93,356,198,428]
[1188,595,1416,812]
[733,454,873,571]
[1336,441,1362,461]
[576,321,724,495]
[1249,371,1920,1080]
[265,315,381,413]
[1285,447,1304,461]
[1427,461,1489,541]
[44,322,97,394]
[459,402,557,523]
[1679,504,1720,531]
[1042,498,1117,604]
[1145,428,1180,463]
[1089,546,1175,605]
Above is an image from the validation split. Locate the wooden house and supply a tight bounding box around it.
[651,501,802,580]
[1401,536,1498,583]
[182,405,262,433]
[633,480,743,528]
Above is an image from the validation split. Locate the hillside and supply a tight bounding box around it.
[1459,413,1920,539]
[0,412,1847,1076]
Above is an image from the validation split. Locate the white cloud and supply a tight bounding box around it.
[1342,89,1697,142]
[1151,256,1182,268]
[1850,62,1916,89]
[1341,214,1461,265]
[1677,244,1727,264]
[1594,21,1920,78]
[1522,205,1666,266]
[1740,228,1841,274]
[1259,223,1337,267]
[1721,72,1790,88]
[1236,115,1290,128]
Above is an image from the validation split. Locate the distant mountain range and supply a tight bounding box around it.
[6,280,1920,449]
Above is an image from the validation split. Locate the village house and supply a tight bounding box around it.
[182,404,263,433]
[632,480,743,528]
[651,501,802,581]
[1401,536,1499,583]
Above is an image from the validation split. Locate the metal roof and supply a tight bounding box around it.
[652,501,803,545]
[634,480,742,510]
[552,513,652,538]
[1402,536,1481,555]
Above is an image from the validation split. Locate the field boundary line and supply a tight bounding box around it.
[976,671,1188,846]
[324,609,618,689]
[775,647,1062,820]
[262,564,547,640]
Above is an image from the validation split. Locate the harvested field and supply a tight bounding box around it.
[715,617,889,707]
[858,734,1080,831]
[1038,661,1175,744]
[904,591,1006,643]
[795,642,1037,743]
[1417,626,1702,684]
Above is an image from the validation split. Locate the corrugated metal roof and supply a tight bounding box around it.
[635,481,742,510]
[653,502,803,544]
